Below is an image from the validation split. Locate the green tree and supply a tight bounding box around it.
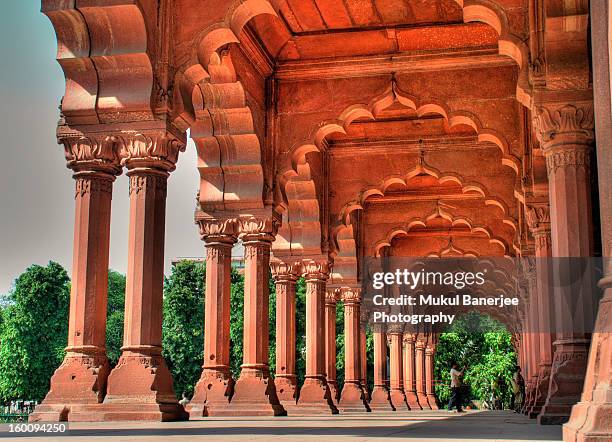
[0,262,70,402]
[229,269,245,379]
[162,260,205,398]
[434,312,516,408]
[105,270,126,366]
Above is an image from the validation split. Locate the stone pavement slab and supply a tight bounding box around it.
[3,411,562,442]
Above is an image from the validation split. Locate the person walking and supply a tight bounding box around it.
[448,362,466,412]
[511,366,524,412]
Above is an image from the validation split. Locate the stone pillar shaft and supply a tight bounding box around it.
[388,332,408,409]
[33,169,117,421]
[104,167,185,420]
[295,261,337,414]
[534,102,596,425]
[415,339,430,409]
[370,330,394,410]
[425,346,438,410]
[339,288,369,412]
[271,261,299,406]
[325,290,339,404]
[190,232,236,416]
[403,334,422,409]
[228,231,284,416]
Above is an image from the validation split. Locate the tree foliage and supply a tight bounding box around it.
[105,270,126,366]
[162,260,205,397]
[434,312,516,408]
[0,262,70,402]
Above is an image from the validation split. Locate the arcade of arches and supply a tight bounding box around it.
[31,1,611,441]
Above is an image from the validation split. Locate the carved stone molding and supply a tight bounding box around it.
[325,288,340,304]
[341,287,362,304]
[302,259,330,280]
[545,147,591,176]
[532,103,594,147]
[197,218,238,242]
[525,202,551,232]
[118,130,186,171]
[128,173,168,197]
[270,260,301,282]
[74,175,113,198]
[237,212,281,240]
[60,132,122,175]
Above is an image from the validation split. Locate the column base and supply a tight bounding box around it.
[369,386,395,411]
[293,377,339,414]
[528,365,551,419]
[418,392,431,410]
[30,350,110,422]
[389,389,409,410]
[427,394,439,410]
[275,375,299,406]
[187,368,234,418]
[563,395,612,442]
[538,340,590,425]
[101,349,187,421]
[221,367,286,416]
[338,381,370,412]
[405,391,422,410]
[327,380,340,404]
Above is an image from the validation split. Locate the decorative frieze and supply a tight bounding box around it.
[128,173,168,196]
[74,176,113,198]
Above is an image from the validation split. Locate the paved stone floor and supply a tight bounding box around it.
[3,411,562,442]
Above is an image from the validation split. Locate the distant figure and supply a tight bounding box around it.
[448,362,466,412]
[179,392,190,408]
[511,367,525,412]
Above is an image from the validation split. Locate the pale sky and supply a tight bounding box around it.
[0,2,207,295]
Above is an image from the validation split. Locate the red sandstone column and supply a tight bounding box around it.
[295,260,338,414]
[189,223,236,417]
[564,5,612,438]
[403,334,422,409]
[271,261,300,406]
[425,346,439,410]
[534,102,597,425]
[525,203,555,419]
[370,330,394,410]
[360,315,370,402]
[103,143,186,420]
[32,134,121,422]
[524,263,541,415]
[415,339,431,409]
[388,330,408,409]
[325,289,340,404]
[339,287,370,412]
[227,217,285,416]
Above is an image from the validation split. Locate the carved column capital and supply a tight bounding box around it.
[403,333,415,344]
[302,259,330,281]
[236,211,281,243]
[533,102,594,147]
[59,128,122,176]
[325,288,340,305]
[196,217,238,243]
[270,260,301,282]
[340,287,362,304]
[118,127,186,172]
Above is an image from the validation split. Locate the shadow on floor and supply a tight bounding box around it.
[2,411,562,440]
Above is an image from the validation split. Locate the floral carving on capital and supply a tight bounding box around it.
[270,260,301,282]
[61,133,121,175]
[533,103,594,146]
[525,203,551,232]
[118,131,186,171]
[341,287,362,304]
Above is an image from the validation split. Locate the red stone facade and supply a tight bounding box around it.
[31,1,610,441]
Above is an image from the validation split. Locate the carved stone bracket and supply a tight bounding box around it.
[302,259,330,281]
[59,127,122,176]
[118,128,186,172]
